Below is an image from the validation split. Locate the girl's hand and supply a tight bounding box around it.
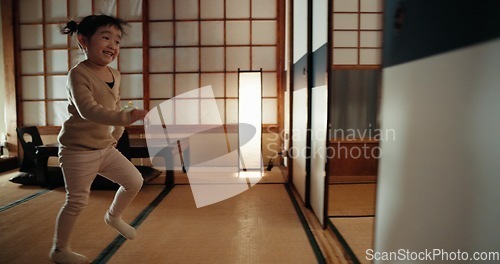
[129,109,148,123]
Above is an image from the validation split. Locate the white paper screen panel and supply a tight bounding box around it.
[95,0,117,16]
[201,48,225,72]
[334,31,358,47]
[360,0,383,12]
[360,49,382,65]
[47,102,69,126]
[175,22,199,45]
[175,0,199,20]
[151,100,175,124]
[200,22,224,45]
[333,49,357,65]
[262,99,278,124]
[360,31,382,47]
[19,0,42,23]
[22,77,44,100]
[226,0,250,19]
[200,0,224,19]
[226,74,239,98]
[149,74,174,99]
[69,0,92,18]
[149,22,174,46]
[46,76,68,99]
[45,0,67,22]
[332,0,383,66]
[333,14,358,30]
[119,48,143,72]
[175,48,200,72]
[201,75,224,97]
[226,99,238,124]
[175,99,199,125]
[149,48,174,72]
[21,51,44,74]
[252,47,276,71]
[201,99,225,124]
[121,75,144,98]
[262,73,277,97]
[226,47,251,71]
[226,21,251,45]
[121,22,143,47]
[252,21,277,45]
[175,74,200,96]
[252,0,277,19]
[46,25,68,48]
[23,102,45,126]
[334,0,358,12]
[149,0,173,20]
[360,14,383,30]
[46,51,69,74]
[20,25,43,49]
[119,0,143,20]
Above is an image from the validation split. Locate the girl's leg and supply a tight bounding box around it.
[51,149,100,263]
[99,147,143,239]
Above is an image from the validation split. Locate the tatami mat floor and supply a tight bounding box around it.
[0,168,327,264]
[0,170,47,207]
[328,184,376,217]
[328,183,377,264]
[329,217,374,264]
[107,185,318,264]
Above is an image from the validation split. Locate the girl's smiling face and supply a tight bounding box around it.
[80,25,122,66]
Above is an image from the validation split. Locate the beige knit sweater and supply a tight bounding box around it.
[58,61,132,150]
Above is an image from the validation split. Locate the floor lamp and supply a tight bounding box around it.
[238,68,263,172]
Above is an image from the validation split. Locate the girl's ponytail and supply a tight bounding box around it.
[60,20,78,35]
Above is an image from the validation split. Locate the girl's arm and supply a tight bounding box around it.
[69,70,131,126]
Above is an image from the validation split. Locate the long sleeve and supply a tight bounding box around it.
[112,126,125,142]
[111,95,126,141]
[68,70,131,126]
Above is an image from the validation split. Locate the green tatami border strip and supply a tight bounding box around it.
[327,217,361,264]
[284,183,326,264]
[93,186,174,264]
[330,215,376,218]
[0,188,54,213]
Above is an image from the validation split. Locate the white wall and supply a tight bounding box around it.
[375,38,500,262]
[292,0,307,64]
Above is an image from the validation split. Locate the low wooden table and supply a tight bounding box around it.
[35,138,189,188]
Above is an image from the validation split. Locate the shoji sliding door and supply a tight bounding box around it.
[309,0,328,226]
[291,0,329,226]
[291,0,309,202]
[15,0,283,161]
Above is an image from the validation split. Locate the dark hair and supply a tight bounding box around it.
[60,15,127,39]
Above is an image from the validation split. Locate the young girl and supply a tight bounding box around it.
[51,15,148,264]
